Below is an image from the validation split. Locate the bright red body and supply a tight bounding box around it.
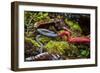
[58,31,90,43]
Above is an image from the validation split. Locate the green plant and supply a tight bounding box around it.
[77,44,90,58]
[64,18,82,32]
[25,37,40,48]
[44,41,69,55]
[39,36,52,44]
[24,12,51,33]
[64,44,79,58]
[80,50,89,57]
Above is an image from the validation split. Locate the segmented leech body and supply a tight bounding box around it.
[36,35,44,53]
[37,29,58,37]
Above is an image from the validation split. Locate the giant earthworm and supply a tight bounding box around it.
[58,31,90,43]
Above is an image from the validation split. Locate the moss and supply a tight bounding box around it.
[63,44,79,58]
[39,36,52,44]
[65,18,73,26]
[39,35,62,44]
[64,18,82,32]
[44,41,69,55]
[71,24,81,31]
[25,37,40,47]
